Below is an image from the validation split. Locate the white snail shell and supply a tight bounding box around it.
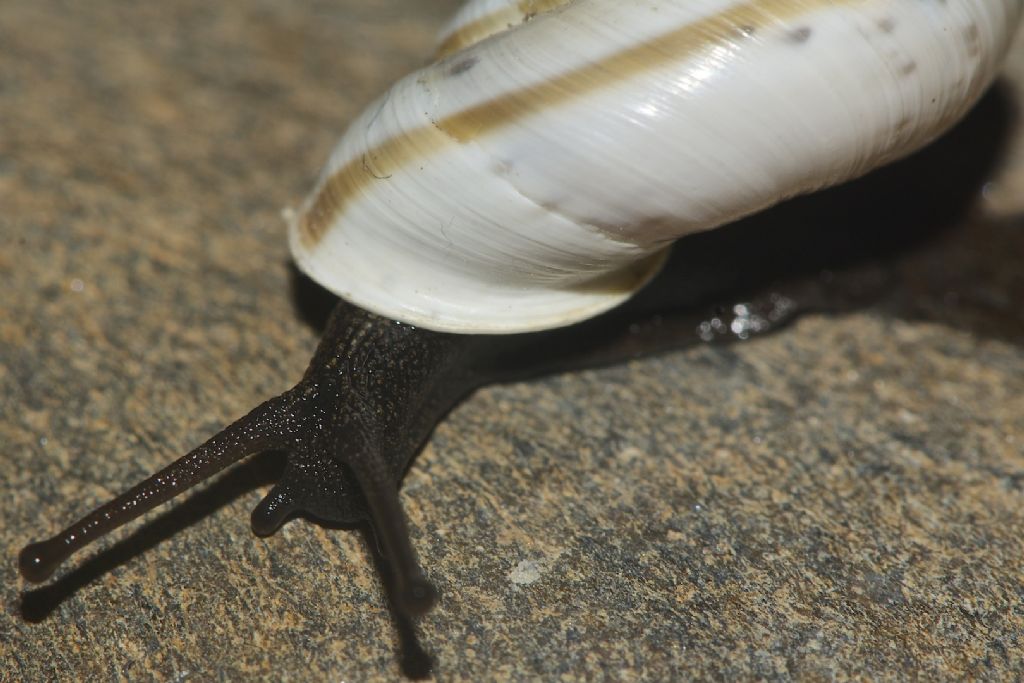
[289,0,1022,333]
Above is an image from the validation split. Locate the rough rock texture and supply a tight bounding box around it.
[2,2,1023,680]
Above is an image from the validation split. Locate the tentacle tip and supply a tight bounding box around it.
[249,517,277,538]
[18,539,63,584]
[250,489,295,537]
[250,506,281,537]
[398,577,438,618]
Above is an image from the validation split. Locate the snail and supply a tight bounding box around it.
[18,0,1021,636]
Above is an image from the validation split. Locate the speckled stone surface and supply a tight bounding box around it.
[3,2,1024,680]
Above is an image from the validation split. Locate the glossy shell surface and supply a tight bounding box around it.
[290,0,1022,333]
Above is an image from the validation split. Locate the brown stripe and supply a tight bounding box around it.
[435,0,574,58]
[299,0,844,248]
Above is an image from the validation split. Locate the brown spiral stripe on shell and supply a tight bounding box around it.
[296,0,869,247]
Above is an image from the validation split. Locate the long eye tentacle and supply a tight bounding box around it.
[18,302,488,621]
[345,453,438,617]
[18,390,306,584]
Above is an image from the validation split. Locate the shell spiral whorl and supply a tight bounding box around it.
[290,0,1022,333]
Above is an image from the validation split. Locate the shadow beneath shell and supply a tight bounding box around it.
[616,80,1021,347]
[291,263,339,332]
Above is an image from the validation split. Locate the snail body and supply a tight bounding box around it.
[19,0,1022,662]
[292,0,1021,333]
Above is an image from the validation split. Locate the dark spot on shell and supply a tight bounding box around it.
[448,56,478,77]
[964,24,980,56]
[361,153,392,180]
[786,26,812,44]
[877,17,895,34]
[491,158,514,176]
[900,61,917,76]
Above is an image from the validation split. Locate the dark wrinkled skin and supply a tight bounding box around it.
[17,279,810,617]
[17,82,1010,675]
